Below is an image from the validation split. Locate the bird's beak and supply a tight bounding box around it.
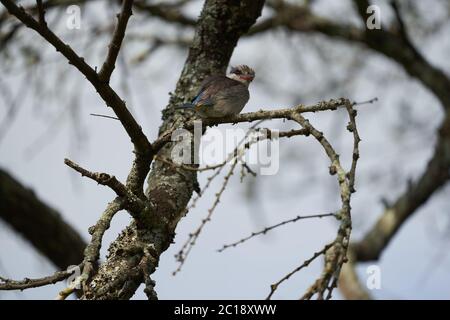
[241,75,254,81]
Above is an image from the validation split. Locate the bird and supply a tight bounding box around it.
[178,65,255,118]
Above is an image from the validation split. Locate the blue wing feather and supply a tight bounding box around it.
[192,89,214,108]
[192,92,203,104]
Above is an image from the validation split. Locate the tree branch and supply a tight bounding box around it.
[80,198,124,293]
[338,250,372,300]
[151,98,355,151]
[353,112,450,261]
[98,0,134,83]
[218,213,336,252]
[64,158,145,214]
[173,159,239,276]
[266,243,334,300]
[291,109,355,300]
[259,1,450,110]
[0,266,79,291]
[0,168,86,270]
[133,1,196,26]
[36,0,46,26]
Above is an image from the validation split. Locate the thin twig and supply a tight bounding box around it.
[64,158,144,214]
[266,243,334,300]
[0,266,80,291]
[286,102,356,300]
[218,213,337,252]
[150,99,354,155]
[345,101,361,193]
[155,127,308,173]
[90,113,120,121]
[154,155,225,172]
[352,97,378,106]
[173,160,239,276]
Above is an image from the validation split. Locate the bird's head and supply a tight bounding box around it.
[228,65,255,86]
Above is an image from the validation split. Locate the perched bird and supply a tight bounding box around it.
[179,65,255,118]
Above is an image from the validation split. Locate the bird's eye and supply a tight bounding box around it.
[234,70,242,75]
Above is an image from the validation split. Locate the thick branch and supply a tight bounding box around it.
[0,168,85,270]
[337,250,371,300]
[353,113,450,261]
[133,1,196,26]
[248,1,450,111]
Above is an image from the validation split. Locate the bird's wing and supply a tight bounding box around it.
[215,82,249,101]
[192,75,243,107]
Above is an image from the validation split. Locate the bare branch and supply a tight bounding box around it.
[63,158,144,214]
[151,98,354,153]
[338,249,372,300]
[80,199,124,293]
[352,0,371,22]
[98,0,134,83]
[263,100,360,300]
[353,97,378,106]
[345,103,361,193]
[35,0,46,26]
[64,158,128,196]
[389,0,419,56]
[173,159,239,276]
[154,127,309,173]
[133,1,196,26]
[90,113,120,121]
[56,281,79,300]
[182,166,226,218]
[171,118,304,273]
[0,168,86,270]
[352,112,450,262]
[288,111,354,300]
[154,155,222,172]
[266,243,334,300]
[199,98,352,127]
[218,213,337,252]
[0,266,80,291]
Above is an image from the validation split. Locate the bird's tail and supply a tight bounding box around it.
[174,103,195,110]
